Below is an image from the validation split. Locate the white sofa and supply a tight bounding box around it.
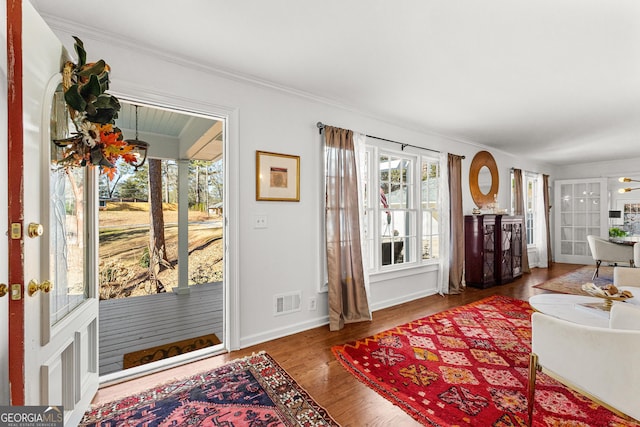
[614,264,640,287]
[528,303,640,423]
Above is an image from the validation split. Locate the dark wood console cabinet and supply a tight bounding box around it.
[464,214,524,288]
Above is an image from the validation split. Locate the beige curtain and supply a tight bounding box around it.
[543,174,552,265]
[325,126,371,331]
[513,169,531,273]
[448,154,465,294]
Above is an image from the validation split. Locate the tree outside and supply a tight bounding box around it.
[98,158,223,300]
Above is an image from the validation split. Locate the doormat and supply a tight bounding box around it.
[81,352,339,426]
[123,333,221,369]
[532,265,613,295]
[332,295,637,426]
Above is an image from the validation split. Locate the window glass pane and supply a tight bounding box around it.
[575,241,588,256]
[49,167,87,325]
[50,84,86,325]
[367,148,440,270]
[420,158,439,260]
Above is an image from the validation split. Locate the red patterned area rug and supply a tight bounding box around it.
[533,265,613,295]
[80,352,338,426]
[333,295,638,427]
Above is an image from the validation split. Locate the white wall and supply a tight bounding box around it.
[0,0,9,404]
[37,21,555,349]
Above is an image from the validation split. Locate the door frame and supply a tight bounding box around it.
[7,0,26,405]
[97,87,240,383]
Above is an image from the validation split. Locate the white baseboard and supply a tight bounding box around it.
[239,289,439,349]
[240,316,329,349]
[370,289,439,312]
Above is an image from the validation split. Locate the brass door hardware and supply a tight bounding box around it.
[28,279,52,297]
[11,223,21,239]
[0,284,6,298]
[27,223,44,238]
[11,284,21,300]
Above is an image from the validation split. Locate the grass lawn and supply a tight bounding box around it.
[98,202,223,299]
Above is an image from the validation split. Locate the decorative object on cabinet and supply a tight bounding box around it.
[469,150,499,209]
[465,214,523,288]
[255,151,300,201]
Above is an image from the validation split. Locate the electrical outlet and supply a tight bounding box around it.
[254,214,268,229]
[308,297,317,311]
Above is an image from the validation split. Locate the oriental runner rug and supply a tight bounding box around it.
[533,265,613,295]
[332,295,638,427]
[80,352,339,426]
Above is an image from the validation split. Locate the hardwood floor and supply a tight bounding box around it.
[91,263,581,426]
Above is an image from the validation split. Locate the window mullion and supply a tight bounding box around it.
[415,156,423,264]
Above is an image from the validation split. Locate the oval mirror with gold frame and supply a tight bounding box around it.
[469,150,499,209]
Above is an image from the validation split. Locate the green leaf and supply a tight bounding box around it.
[87,108,116,124]
[73,36,86,66]
[98,73,111,91]
[77,60,106,78]
[108,95,121,112]
[93,94,115,109]
[79,74,102,99]
[64,85,86,112]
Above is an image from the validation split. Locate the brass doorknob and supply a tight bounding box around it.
[28,280,52,296]
[28,223,44,238]
[0,284,7,298]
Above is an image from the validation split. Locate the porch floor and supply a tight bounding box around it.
[99,281,223,375]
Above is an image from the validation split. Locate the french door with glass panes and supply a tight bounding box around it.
[554,178,607,264]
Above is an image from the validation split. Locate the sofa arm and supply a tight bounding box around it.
[613,266,640,287]
[609,303,640,330]
[531,312,640,420]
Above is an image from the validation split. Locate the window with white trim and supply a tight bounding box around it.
[361,144,440,272]
[511,172,537,246]
[525,174,537,246]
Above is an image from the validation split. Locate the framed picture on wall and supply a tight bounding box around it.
[256,151,300,201]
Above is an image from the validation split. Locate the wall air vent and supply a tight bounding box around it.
[274,291,302,316]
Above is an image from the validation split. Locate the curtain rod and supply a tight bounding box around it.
[317,122,464,158]
[511,167,547,176]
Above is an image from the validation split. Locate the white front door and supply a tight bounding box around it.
[10,3,99,425]
[554,178,608,264]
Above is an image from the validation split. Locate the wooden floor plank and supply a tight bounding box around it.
[98,281,224,374]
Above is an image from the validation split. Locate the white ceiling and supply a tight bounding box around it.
[31,0,640,166]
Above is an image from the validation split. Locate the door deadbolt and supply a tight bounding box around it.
[28,279,52,296]
[27,223,44,238]
[0,284,6,298]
